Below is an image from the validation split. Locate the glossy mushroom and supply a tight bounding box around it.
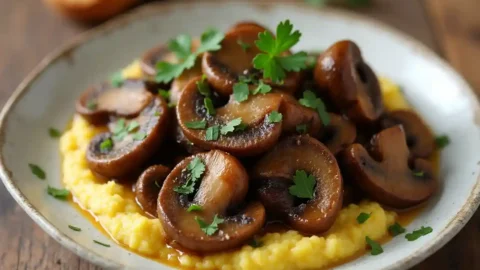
[319,113,356,155]
[169,58,203,105]
[135,165,170,217]
[177,76,283,156]
[158,150,265,252]
[280,94,323,136]
[342,125,438,208]
[202,24,301,96]
[314,40,384,124]
[227,21,268,34]
[380,109,435,158]
[174,120,206,154]
[253,135,343,234]
[86,96,169,178]
[76,80,154,125]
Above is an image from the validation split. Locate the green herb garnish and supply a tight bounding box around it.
[356,212,371,224]
[388,222,406,236]
[267,111,283,124]
[197,75,211,96]
[156,29,224,83]
[365,236,383,255]
[299,90,330,125]
[132,132,146,141]
[29,163,46,180]
[173,157,206,195]
[185,120,207,129]
[435,135,450,149]
[110,71,124,87]
[204,97,216,116]
[233,82,250,102]
[93,240,110,247]
[237,39,251,52]
[405,226,433,241]
[187,204,203,212]
[100,138,113,152]
[412,171,424,177]
[49,128,62,138]
[86,100,97,110]
[296,124,308,134]
[158,89,170,99]
[289,170,316,199]
[249,239,263,248]
[220,118,245,135]
[251,80,272,95]
[47,186,70,200]
[68,225,82,232]
[195,214,225,236]
[253,20,308,83]
[205,125,220,141]
[126,121,140,132]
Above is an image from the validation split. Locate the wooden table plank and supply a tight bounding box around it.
[0,0,476,269]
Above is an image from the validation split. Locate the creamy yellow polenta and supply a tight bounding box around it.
[60,72,406,269]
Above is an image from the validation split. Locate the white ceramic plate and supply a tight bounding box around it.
[1,1,479,269]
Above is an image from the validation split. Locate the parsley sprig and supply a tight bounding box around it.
[173,157,206,195]
[195,214,225,236]
[156,29,224,83]
[289,170,316,199]
[253,20,308,83]
[405,226,433,241]
[299,90,330,125]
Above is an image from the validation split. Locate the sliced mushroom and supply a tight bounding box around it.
[174,120,206,154]
[342,125,437,208]
[170,58,203,105]
[380,110,435,158]
[202,25,301,96]
[279,93,323,136]
[319,113,356,155]
[86,96,169,178]
[177,76,283,156]
[158,150,265,252]
[76,80,154,125]
[314,40,384,124]
[227,21,268,34]
[253,135,343,234]
[135,165,170,217]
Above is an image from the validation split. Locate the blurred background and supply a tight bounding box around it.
[0,0,479,269]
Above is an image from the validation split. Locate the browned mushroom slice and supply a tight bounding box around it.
[135,165,170,217]
[177,77,283,157]
[174,120,206,154]
[158,150,265,253]
[380,110,435,158]
[76,80,153,125]
[86,96,169,178]
[342,125,438,208]
[253,135,343,234]
[170,58,203,105]
[202,25,301,96]
[227,21,269,34]
[319,113,356,155]
[314,40,384,124]
[280,94,322,136]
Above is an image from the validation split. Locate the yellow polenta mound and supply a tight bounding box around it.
[61,115,396,270]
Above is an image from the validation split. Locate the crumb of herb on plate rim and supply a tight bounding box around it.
[405,226,433,241]
[93,240,111,247]
[48,128,62,138]
[68,225,82,232]
[388,222,406,236]
[435,135,450,149]
[29,163,46,180]
[47,186,70,200]
[365,236,383,255]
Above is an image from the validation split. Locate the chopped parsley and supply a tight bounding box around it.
[185,120,207,129]
[132,132,146,141]
[412,171,424,177]
[249,239,263,248]
[405,226,433,241]
[196,75,211,96]
[388,222,406,236]
[435,135,450,149]
[365,236,383,255]
[205,125,220,141]
[251,80,272,95]
[220,118,245,135]
[100,138,113,152]
[267,111,283,124]
[173,157,206,195]
[237,39,251,51]
[158,89,170,99]
[113,119,142,141]
[289,170,316,199]
[86,100,97,110]
[48,128,62,138]
[253,20,308,83]
[29,163,46,180]
[154,181,161,188]
[110,71,124,87]
[195,214,225,236]
[296,124,308,134]
[156,29,224,83]
[204,97,216,116]
[93,240,110,247]
[68,225,81,232]
[356,212,371,224]
[47,186,70,200]
[299,90,330,125]
[233,82,250,102]
[126,121,140,132]
[187,204,203,212]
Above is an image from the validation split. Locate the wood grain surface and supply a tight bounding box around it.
[0,0,478,269]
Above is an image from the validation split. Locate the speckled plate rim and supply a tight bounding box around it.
[0,1,479,269]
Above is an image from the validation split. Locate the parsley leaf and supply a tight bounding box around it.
[204,98,216,116]
[132,132,146,141]
[156,55,197,83]
[405,226,433,241]
[126,121,140,132]
[49,128,62,138]
[251,80,272,95]
[435,135,450,149]
[185,120,207,129]
[197,29,225,54]
[267,111,283,123]
[29,164,46,180]
[174,157,206,195]
[412,171,424,177]
[237,39,251,51]
[168,34,192,60]
[299,90,330,125]
[47,186,70,200]
[100,138,113,152]
[296,124,308,134]
[158,89,170,99]
[86,100,97,110]
[221,118,245,135]
[365,236,383,255]
[249,239,263,248]
[195,214,225,236]
[93,240,110,247]
[68,225,81,232]
[110,71,124,87]
[197,75,211,96]
[187,204,203,212]
[356,212,371,224]
[233,82,250,102]
[205,125,220,141]
[289,170,316,199]
[253,20,308,83]
[388,222,406,236]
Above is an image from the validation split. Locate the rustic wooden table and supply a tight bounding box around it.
[0,0,479,269]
